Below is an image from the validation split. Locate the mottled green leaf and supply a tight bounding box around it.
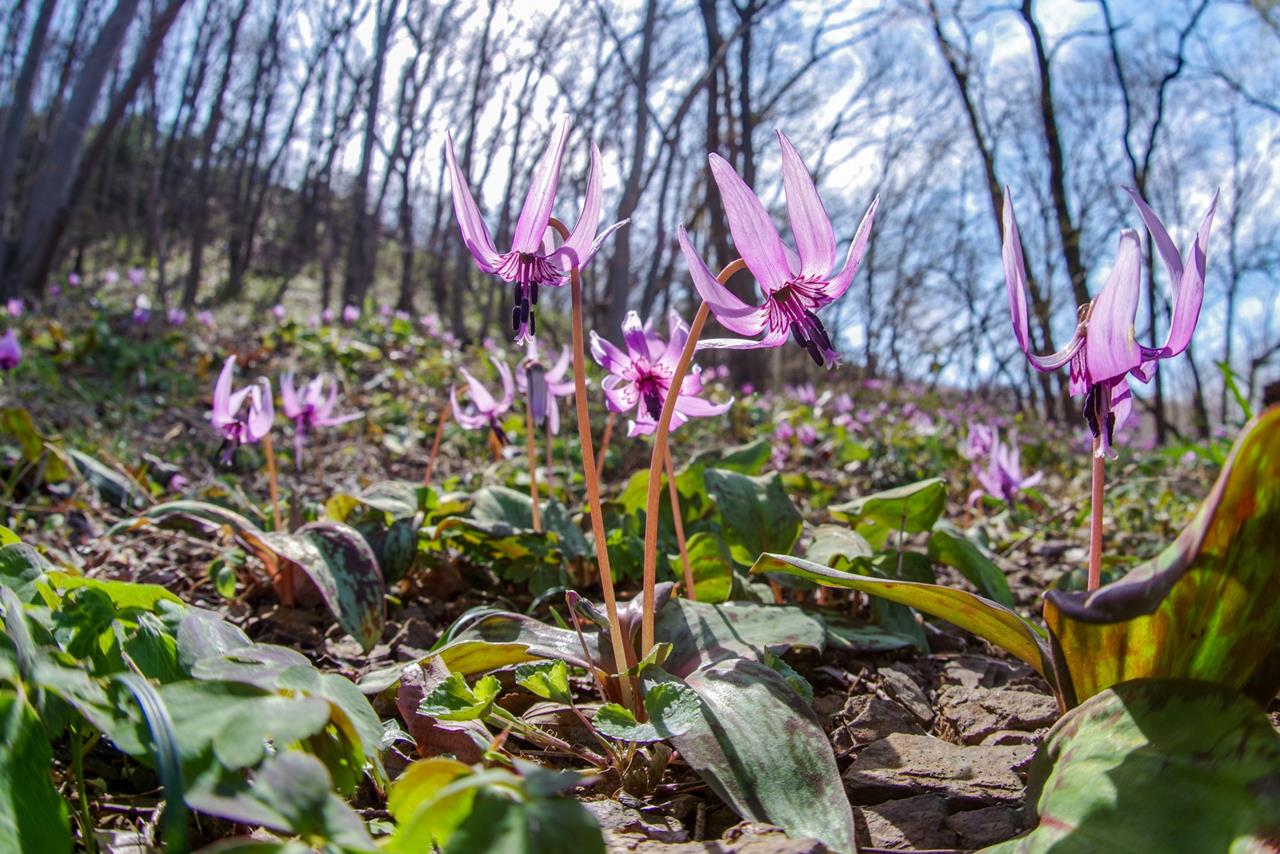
[703,469,802,565]
[830,478,946,545]
[654,598,826,679]
[990,680,1280,852]
[261,521,385,652]
[752,553,1054,689]
[682,531,734,604]
[418,673,501,721]
[668,658,856,853]
[1044,406,1280,707]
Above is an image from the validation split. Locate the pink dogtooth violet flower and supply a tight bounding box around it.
[1003,187,1217,456]
[517,337,574,436]
[6,299,21,318]
[127,267,145,287]
[0,329,21,371]
[962,422,996,461]
[342,304,359,324]
[103,269,119,286]
[446,114,626,344]
[68,272,81,287]
[281,372,363,463]
[451,355,515,445]
[210,356,274,464]
[197,310,214,328]
[590,310,733,438]
[970,430,1043,506]
[678,130,878,369]
[272,304,287,322]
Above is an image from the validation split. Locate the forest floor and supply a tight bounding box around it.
[3,301,1267,852]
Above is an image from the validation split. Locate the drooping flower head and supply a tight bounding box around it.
[517,338,574,436]
[679,131,878,369]
[6,299,21,318]
[0,329,21,371]
[68,272,81,288]
[127,267,145,287]
[210,356,274,464]
[962,422,996,461]
[451,356,515,445]
[446,115,625,343]
[970,430,1042,506]
[342,304,359,325]
[272,304,287,322]
[103,269,119,286]
[281,373,363,464]
[590,310,733,437]
[1003,188,1217,456]
[322,307,335,324]
[197,310,214,328]
[167,308,187,326]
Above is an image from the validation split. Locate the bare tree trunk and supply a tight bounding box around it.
[7,0,188,299]
[0,0,58,245]
[342,0,400,308]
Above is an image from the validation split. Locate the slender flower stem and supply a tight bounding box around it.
[550,216,635,712]
[423,406,450,484]
[545,428,554,498]
[262,433,283,532]
[640,259,745,655]
[596,411,616,481]
[1088,441,1104,591]
[72,723,97,854]
[525,397,542,532]
[664,446,695,600]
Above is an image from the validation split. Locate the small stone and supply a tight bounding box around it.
[876,665,934,725]
[584,799,687,844]
[937,685,1058,744]
[855,794,956,850]
[833,695,925,754]
[720,822,826,854]
[844,733,1033,806]
[946,804,1027,848]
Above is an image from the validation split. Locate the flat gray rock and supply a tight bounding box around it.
[937,684,1058,744]
[855,794,956,850]
[844,733,1034,806]
[946,804,1027,849]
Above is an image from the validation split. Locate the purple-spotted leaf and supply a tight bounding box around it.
[751,553,1056,695]
[260,522,385,652]
[106,499,262,539]
[991,679,1280,852]
[666,658,857,853]
[653,598,826,679]
[1044,405,1280,707]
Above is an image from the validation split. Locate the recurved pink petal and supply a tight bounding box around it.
[493,356,515,412]
[1159,190,1217,358]
[280,372,300,420]
[247,378,274,441]
[211,356,237,428]
[450,384,488,430]
[601,374,638,413]
[590,331,631,376]
[678,226,767,337]
[1003,189,1086,374]
[561,142,603,267]
[512,115,570,253]
[459,367,497,413]
[708,153,791,293]
[675,394,732,418]
[621,311,650,358]
[1085,229,1145,385]
[445,135,501,271]
[777,131,835,279]
[821,195,878,304]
